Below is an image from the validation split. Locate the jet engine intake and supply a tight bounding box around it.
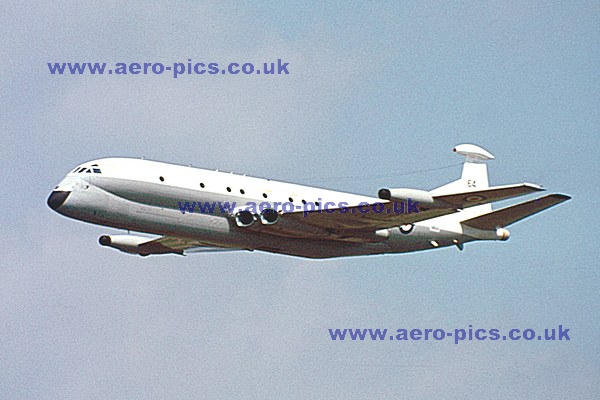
[259,208,280,225]
[235,210,256,227]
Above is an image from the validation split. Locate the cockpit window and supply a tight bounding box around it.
[72,165,102,174]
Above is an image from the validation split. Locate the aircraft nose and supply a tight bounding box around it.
[47,191,70,210]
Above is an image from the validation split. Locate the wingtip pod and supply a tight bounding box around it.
[453,144,495,161]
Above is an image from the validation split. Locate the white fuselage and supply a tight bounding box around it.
[48,158,494,258]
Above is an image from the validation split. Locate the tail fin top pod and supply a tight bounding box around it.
[453,143,495,162]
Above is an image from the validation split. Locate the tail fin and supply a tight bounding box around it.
[454,144,494,189]
[431,144,495,212]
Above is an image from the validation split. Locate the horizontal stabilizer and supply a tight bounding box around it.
[433,183,544,209]
[461,194,571,230]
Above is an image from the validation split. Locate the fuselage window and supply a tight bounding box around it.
[200,183,205,188]
[226,187,232,192]
[289,197,293,202]
[263,193,268,198]
[240,189,245,194]
[159,176,164,182]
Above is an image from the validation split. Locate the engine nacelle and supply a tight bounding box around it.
[496,228,510,241]
[259,208,280,225]
[234,210,256,227]
[378,188,435,206]
[99,235,154,255]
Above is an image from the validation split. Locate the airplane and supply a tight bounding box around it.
[47,144,570,259]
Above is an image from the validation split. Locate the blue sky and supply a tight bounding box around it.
[2,1,599,398]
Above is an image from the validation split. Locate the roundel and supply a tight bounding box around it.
[399,224,414,234]
[463,195,485,203]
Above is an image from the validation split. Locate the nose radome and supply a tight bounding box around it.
[47,191,70,210]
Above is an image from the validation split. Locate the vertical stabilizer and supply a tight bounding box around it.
[455,143,494,190]
[431,144,495,212]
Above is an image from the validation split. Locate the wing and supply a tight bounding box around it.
[284,183,544,230]
[461,194,571,230]
[138,235,246,255]
[242,183,545,241]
